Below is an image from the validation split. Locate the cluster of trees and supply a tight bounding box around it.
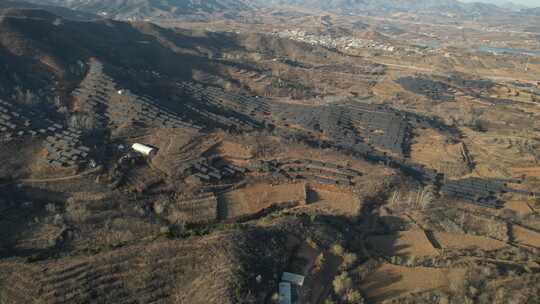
[325,244,366,304]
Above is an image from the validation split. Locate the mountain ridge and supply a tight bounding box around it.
[14,0,255,20]
[12,0,510,20]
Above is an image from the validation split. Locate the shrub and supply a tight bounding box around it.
[344,290,364,303]
[314,252,326,272]
[65,198,89,223]
[341,253,357,270]
[406,255,417,267]
[331,244,345,256]
[471,119,487,132]
[306,237,318,249]
[333,272,352,295]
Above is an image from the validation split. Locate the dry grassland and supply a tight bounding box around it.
[433,232,507,251]
[513,226,540,248]
[359,263,466,302]
[368,230,439,258]
[504,200,535,216]
[308,184,362,215]
[219,182,306,219]
[213,140,254,159]
[410,128,470,177]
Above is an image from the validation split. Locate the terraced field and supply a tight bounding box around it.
[1,5,540,304]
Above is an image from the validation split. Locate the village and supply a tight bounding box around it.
[1,2,540,303]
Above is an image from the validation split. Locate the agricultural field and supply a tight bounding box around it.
[1,1,540,304]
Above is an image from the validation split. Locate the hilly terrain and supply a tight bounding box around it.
[13,0,509,20]
[522,7,540,15]
[1,2,540,304]
[0,0,98,20]
[259,0,491,12]
[15,0,254,20]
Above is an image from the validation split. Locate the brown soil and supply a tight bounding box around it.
[410,128,470,177]
[148,129,214,177]
[307,184,362,215]
[433,232,507,251]
[219,182,306,219]
[368,230,439,258]
[505,200,535,216]
[513,226,540,248]
[359,263,466,302]
[0,229,286,304]
[213,140,254,159]
[511,166,540,178]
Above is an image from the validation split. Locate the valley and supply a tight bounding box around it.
[0,1,539,304]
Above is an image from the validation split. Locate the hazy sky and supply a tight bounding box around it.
[461,0,540,7]
[501,0,539,6]
[515,0,539,6]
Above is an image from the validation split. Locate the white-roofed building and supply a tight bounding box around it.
[278,282,291,304]
[132,143,157,156]
[281,272,305,287]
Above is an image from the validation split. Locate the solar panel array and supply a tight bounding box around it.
[0,99,53,141]
[73,62,200,131]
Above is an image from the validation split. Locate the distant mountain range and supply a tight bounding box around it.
[521,7,540,15]
[263,0,512,20]
[11,0,254,19]
[460,0,531,11]
[8,0,530,20]
[0,0,98,20]
[262,0,466,11]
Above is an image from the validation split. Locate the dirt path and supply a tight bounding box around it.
[377,62,436,73]
[376,60,536,83]
[0,167,102,186]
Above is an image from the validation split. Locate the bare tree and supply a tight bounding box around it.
[418,186,435,210]
[12,87,40,106]
[69,113,99,133]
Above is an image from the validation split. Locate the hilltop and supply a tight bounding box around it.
[1,3,540,304]
[14,0,254,20]
[12,0,510,20]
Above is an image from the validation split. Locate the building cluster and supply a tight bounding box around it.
[276,30,396,53]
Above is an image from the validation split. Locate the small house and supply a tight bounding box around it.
[132,143,157,157]
[278,282,292,304]
[281,272,305,287]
